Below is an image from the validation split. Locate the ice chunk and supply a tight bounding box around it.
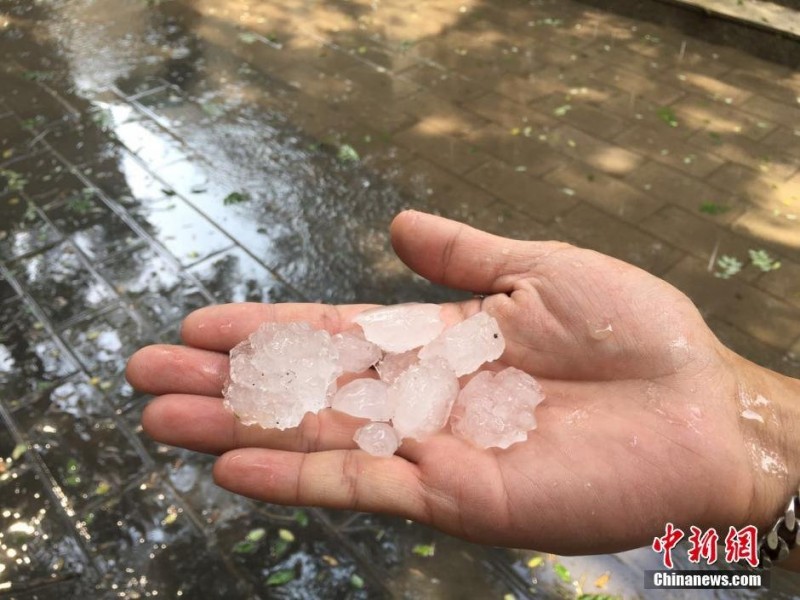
[353,303,445,353]
[332,328,382,373]
[450,367,544,449]
[390,360,459,441]
[353,422,400,457]
[332,379,393,421]
[376,350,418,385]
[419,311,505,376]
[223,322,342,430]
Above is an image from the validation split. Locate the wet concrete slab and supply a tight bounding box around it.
[0,0,799,597]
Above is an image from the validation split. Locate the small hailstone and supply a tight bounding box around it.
[223,322,341,430]
[375,349,418,385]
[450,367,544,449]
[332,328,381,373]
[353,422,400,457]
[353,303,445,353]
[419,312,505,376]
[331,379,393,421]
[390,359,459,441]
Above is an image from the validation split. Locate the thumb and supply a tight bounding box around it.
[390,210,566,294]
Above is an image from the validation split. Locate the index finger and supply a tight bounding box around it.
[180,302,374,351]
[180,301,480,352]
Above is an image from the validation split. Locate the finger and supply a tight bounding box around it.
[127,345,228,396]
[142,395,368,454]
[213,447,428,520]
[390,210,569,294]
[181,302,375,351]
[180,301,476,352]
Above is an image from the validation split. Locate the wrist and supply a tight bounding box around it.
[731,351,800,535]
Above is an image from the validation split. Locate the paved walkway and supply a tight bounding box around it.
[0,0,799,598]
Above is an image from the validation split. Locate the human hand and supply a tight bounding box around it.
[127,210,800,555]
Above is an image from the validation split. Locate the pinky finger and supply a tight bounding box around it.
[213,447,428,520]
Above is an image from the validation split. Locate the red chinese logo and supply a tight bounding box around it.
[652,522,685,568]
[724,525,758,568]
[687,526,719,565]
[652,523,760,568]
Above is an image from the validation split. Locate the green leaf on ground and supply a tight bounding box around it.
[527,556,544,568]
[278,528,295,542]
[270,538,291,559]
[64,474,81,487]
[232,540,256,554]
[293,509,309,527]
[337,144,360,163]
[412,543,435,557]
[11,444,26,461]
[266,569,295,586]
[656,106,678,127]
[223,191,250,205]
[715,255,743,279]
[246,527,266,542]
[22,70,54,82]
[699,201,730,215]
[350,573,365,589]
[748,249,780,272]
[0,169,27,192]
[553,563,572,584]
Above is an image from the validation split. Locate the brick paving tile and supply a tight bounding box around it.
[557,203,683,274]
[640,205,767,282]
[687,129,799,182]
[546,123,645,176]
[614,123,724,178]
[394,121,491,175]
[759,128,800,161]
[706,163,800,208]
[664,255,800,350]
[465,158,578,223]
[624,160,744,223]
[668,94,778,141]
[732,207,800,261]
[594,64,686,104]
[755,258,800,310]
[544,160,662,222]
[660,70,753,105]
[465,123,564,176]
[722,68,800,106]
[740,94,800,129]
[394,90,489,134]
[463,91,551,129]
[400,63,487,102]
[709,318,800,379]
[536,93,629,139]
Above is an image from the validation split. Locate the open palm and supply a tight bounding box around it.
[127,210,768,555]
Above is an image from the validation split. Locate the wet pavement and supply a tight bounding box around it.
[0,0,799,598]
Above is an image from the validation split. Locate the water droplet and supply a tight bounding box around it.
[588,322,613,340]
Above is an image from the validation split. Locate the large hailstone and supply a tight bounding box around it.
[390,359,459,441]
[450,367,545,449]
[223,322,341,430]
[418,311,505,376]
[353,303,445,353]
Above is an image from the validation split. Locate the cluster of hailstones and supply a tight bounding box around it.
[223,303,545,456]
